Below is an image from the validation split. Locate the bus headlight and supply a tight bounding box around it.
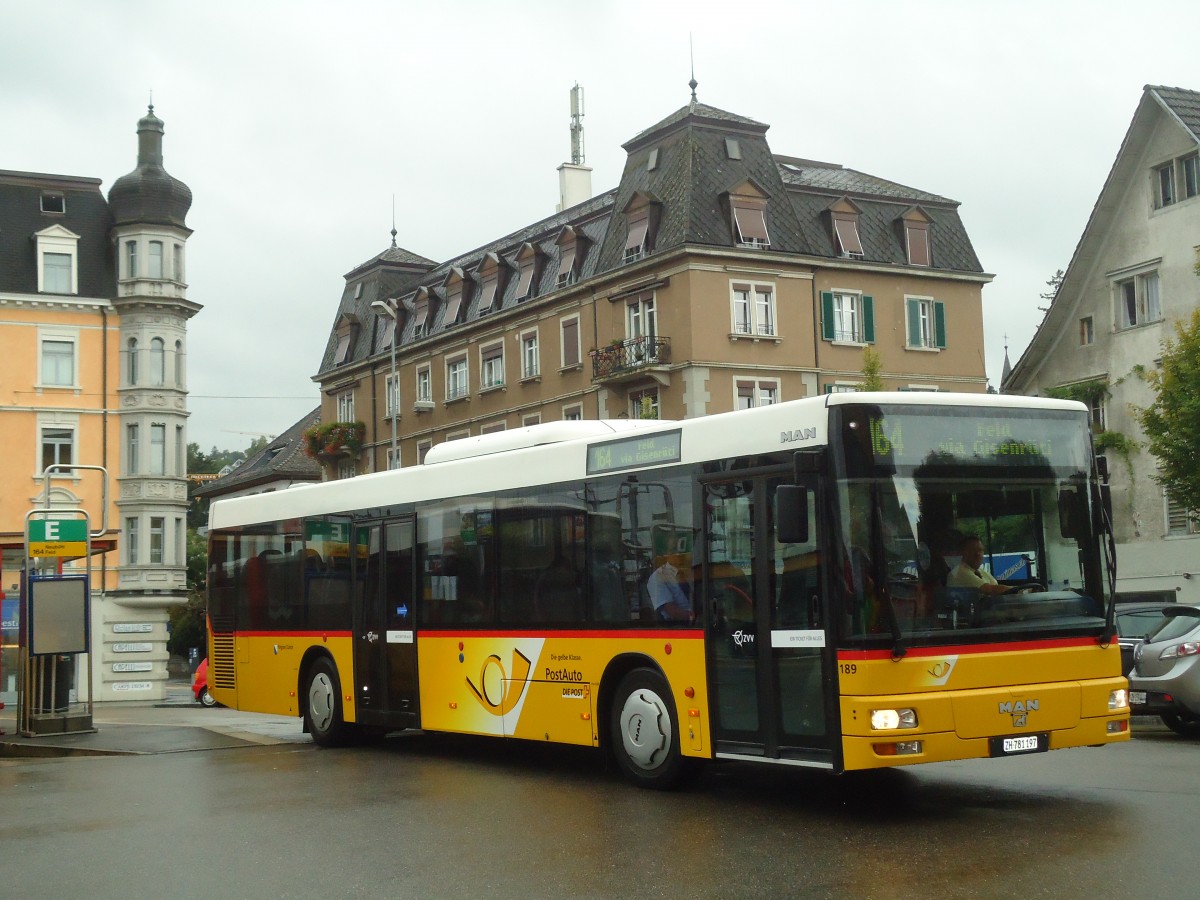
[1109,688,1129,710]
[871,708,918,730]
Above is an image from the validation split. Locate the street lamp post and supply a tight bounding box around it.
[370,298,399,469]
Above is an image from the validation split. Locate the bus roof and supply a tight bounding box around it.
[207,392,1087,530]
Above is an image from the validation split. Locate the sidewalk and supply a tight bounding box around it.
[0,680,309,758]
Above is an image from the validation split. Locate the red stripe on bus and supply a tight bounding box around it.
[837,636,1102,659]
[231,630,355,638]
[420,629,704,640]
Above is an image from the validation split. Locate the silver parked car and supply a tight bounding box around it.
[1128,605,1200,737]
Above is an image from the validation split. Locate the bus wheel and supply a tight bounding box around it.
[610,668,688,790]
[305,657,351,747]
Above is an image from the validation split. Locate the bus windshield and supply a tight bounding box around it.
[831,403,1107,647]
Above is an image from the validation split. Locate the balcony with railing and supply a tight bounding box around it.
[590,336,671,383]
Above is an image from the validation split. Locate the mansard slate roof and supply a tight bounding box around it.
[0,170,116,296]
[192,407,322,499]
[317,99,982,378]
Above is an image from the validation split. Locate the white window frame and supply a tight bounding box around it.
[729,281,776,337]
[446,356,469,401]
[39,423,76,475]
[520,329,540,379]
[522,413,542,427]
[336,390,355,422]
[832,291,863,343]
[562,403,583,421]
[150,517,165,564]
[826,382,861,394]
[627,293,657,340]
[480,343,505,389]
[417,440,433,464]
[148,241,164,279]
[629,387,660,419]
[1113,269,1161,330]
[150,337,165,386]
[1079,316,1094,346]
[415,365,433,406]
[385,372,400,417]
[735,378,780,409]
[386,447,401,470]
[126,516,139,565]
[126,423,139,474]
[1156,161,1177,208]
[560,315,581,369]
[36,225,80,295]
[173,244,184,282]
[337,458,357,479]
[175,340,184,387]
[905,295,945,350]
[38,327,79,388]
[150,423,166,475]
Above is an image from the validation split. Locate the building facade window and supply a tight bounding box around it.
[385,373,400,417]
[336,390,355,422]
[128,337,138,385]
[905,297,947,349]
[173,244,184,282]
[736,379,779,409]
[627,294,657,340]
[126,424,139,474]
[337,459,357,479]
[561,317,580,368]
[522,413,541,427]
[126,517,139,565]
[629,387,660,419]
[825,383,861,393]
[446,356,469,400]
[150,337,165,386]
[1079,316,1095,345]
[832,212,864,259]
[148,241,164,278]
[126,241,138,278]
[150,517,165,564]
[904,220,931,266]
[731,200,771,249]
[417,440,433,464]
[41,426,74,473]
[175,340,184,386]
[176,426,185,476]
[386,447,401,470]
[731,283,776,336]
[624,211,650,262]
[41,338,75,386]
[481,421,506,434]
[43,253,71,293]
[41,192,65,213]
[562,404,583,421]
[1156,162,1177,208]
[821,291,874,343]
[480,344,505,389]
[150,423,166,475]
[1183,154,1200,201]
[514,247,538,301]
[521,329,540,378]
[1167,492,1200,536]
[1115,270,1161,329]
[416,365,432,404]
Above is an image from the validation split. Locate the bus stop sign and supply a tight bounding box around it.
[28,519,88,558]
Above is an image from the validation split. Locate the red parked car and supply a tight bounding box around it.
[192,658,218,707]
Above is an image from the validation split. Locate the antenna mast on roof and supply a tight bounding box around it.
[570,83,585,165]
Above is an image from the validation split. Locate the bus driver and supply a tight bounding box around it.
[947,535,1011,597]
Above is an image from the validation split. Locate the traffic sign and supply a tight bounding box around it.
[28,519,88,558]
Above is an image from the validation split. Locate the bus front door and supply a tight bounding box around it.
[355,517,419,731]
[704,474,832,764]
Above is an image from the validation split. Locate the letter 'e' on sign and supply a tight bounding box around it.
[28,518,88,557]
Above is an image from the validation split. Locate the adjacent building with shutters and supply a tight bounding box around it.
[1003,85,1200,604]
[0,106,198,703]
[313,94,991,476]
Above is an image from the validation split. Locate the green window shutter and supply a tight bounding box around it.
[824,383,834,394]
[862,296,875,343]
[821,292,835,341]
[906,298,921,347]
[934,301,947,349]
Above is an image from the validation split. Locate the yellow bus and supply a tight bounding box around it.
[206,393,1129,788]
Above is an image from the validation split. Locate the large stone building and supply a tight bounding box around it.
[1004,84,1200,604]
[313,94,991,478]
[0,106,198,703]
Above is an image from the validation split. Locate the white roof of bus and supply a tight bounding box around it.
[207,392,1086,530]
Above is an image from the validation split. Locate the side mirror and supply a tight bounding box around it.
[777,485,810,544]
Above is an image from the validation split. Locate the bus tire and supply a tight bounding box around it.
[610,668,689,790]
[304,657,351,747]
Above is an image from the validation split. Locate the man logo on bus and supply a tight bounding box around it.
[466,648,533,717]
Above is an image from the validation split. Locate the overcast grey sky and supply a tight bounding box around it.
[5,1,1197,453]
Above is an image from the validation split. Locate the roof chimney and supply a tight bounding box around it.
[557,83,592,212]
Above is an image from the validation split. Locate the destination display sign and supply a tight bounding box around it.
[846,407,1090,472]
[586,430,682,476]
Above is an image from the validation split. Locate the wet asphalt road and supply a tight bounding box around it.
[0,723,1191,899]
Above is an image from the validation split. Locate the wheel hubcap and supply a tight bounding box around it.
[309,672,334,732]
[619,688,671,770]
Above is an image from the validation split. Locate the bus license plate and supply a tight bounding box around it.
[989,733,1047,757]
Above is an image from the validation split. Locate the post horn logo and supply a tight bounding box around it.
[466,648,533,717]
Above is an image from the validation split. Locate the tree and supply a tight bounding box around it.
[861,347,884,392]
[1139,309,1200,515]
[1040,269,1065,307]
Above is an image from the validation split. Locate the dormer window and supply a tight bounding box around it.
[475,253,501,314]
[441,268,466,327]
[555,226,586,289]
[827,198,865,260]
[514,243,539,301]
[35,225,80,294]
[725,180,771,250]
[41,193,65,214]
[900,207,932,267]
[621,192,658,264]
[411,293,429,339]
[332,315,359,365]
